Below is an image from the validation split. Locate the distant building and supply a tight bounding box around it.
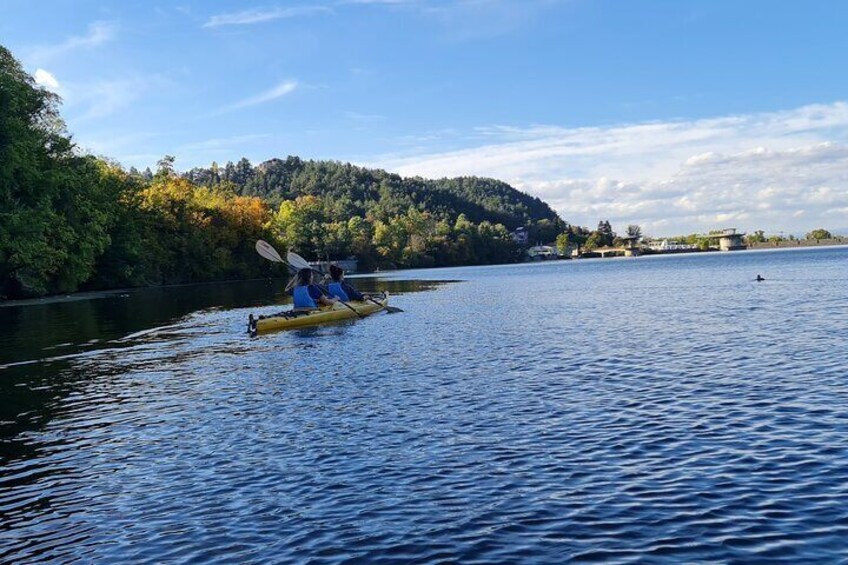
[705,228,747,251]
[648,239,698,252]
[527,245,557,260]
[512,227,529,246]
[310,258,359,273]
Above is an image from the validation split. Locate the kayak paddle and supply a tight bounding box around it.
[256,241,364,318]
[256,239,300,290]
[286,251,402,313]
[256,240,287,265]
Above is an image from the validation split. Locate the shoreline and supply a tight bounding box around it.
[3,243,847,308]
[0,277,281,308]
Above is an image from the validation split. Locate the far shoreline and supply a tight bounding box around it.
[3,243,847,309]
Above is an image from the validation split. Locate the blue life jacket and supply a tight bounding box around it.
[293,286,318,308]
[327,282,349,301]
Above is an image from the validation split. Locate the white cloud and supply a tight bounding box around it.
[29,21,117,63]
[203,6,332,27]
[223,80,299,111]
[369,102,848,236]
[34,69,60,91]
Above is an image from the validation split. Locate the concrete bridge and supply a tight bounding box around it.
[704,228,747,251]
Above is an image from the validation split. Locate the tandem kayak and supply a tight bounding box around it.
[248,292,389,335]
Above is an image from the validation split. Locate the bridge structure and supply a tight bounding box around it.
[704,228,747,251]
[590,236,641,258]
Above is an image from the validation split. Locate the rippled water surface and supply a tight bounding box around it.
[2,247,848,563]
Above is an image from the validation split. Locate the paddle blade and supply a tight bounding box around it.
[256,240,284,263]
[287,251,312,271]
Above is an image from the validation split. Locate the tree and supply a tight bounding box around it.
[584,232,604,250]
[597,220,615,247]
[156,155,176,177]
[626,224,642,239]
[747,230,766,244]
[0,46,126,296]
[270,196,328,257]
[556,232,573,256]
[806,228,832,240]
[234,157,253,186]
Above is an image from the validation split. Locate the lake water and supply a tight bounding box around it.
[2,247,847,563]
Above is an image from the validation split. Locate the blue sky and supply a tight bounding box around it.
[2,0,848,235]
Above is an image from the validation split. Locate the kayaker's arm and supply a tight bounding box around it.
[341,282,365,301]
[317,295,337,307]
[311,285,335,306]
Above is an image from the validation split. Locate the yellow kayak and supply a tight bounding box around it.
[248,292,389,335]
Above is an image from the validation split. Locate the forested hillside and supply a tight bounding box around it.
[184,157,559,231]
[1,44,566,299]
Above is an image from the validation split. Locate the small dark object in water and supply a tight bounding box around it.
[756,274,765,281]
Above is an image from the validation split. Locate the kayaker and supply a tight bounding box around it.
[327,264,367,301]
[292,268,337,309]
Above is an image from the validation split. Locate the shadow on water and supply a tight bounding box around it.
[0,276,453,464]
[0,277,453,368]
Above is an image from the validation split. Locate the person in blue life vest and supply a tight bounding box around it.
[292,268,337,309]
[327,264,368,301]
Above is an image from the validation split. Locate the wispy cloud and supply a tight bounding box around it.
[29,21,117,63]
[75,131,163,160]
[222,80,299,111]
[34,69,60,92]
[203,6,332,28]
[178,133,272,153]
[58,75,171,121]
[371,102,848,235]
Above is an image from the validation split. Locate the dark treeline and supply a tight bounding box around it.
[1,45,565,299]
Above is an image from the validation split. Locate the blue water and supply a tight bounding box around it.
[2,247,847,563]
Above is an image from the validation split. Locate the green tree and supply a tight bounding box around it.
[747,230,766,244]
[156,155,176,177]
[806,228,832,240]
[597,220,615,246]
[0,46,126,296]
[626,224,642,239]
[556,232,573,256]
[584,232,605,250]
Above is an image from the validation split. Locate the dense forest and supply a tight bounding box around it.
[0,45,566,299]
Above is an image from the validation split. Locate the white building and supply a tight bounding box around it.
[512,227,529,246]
[527,245,557,260]
[648,239,697,252]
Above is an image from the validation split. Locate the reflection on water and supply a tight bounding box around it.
[0,277,448,367]
[0,277,447,470]
[1,247,848,563]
